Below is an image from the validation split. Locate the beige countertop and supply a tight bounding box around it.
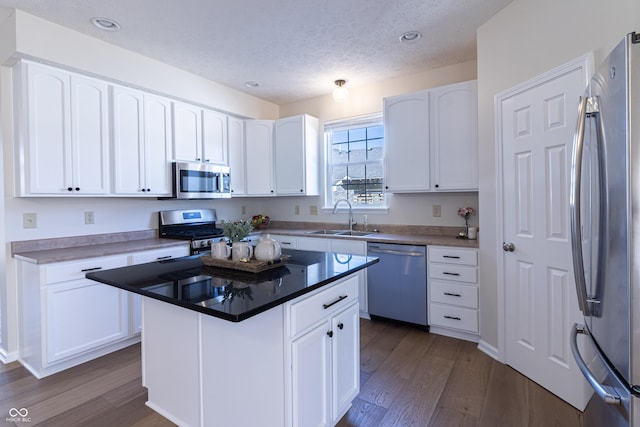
[11,230,190,264]
[11,224,478,265]
[262,227,479,248]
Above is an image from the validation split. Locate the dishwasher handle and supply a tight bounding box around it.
[367,247,424,257]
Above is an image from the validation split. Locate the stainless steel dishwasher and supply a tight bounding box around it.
[366,242,427,327]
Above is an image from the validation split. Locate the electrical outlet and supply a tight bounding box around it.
[84,211,95,224]
[295,205,300,215]
[309,205,318,216]
[241,206,246,215]
[433,205,442,217]
[23,213,37,229]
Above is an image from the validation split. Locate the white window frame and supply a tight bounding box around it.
[322,113,388,212]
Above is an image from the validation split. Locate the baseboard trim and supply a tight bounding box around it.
[477,339,500,361]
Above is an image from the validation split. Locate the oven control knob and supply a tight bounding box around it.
[207,240,213,246]
[191,241,199,249]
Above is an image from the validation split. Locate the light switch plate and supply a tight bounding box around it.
[295,205,300,215]
[432,205,442,217]
[309,205,318,216]
[84,211,95,224]
[23,213,37,228]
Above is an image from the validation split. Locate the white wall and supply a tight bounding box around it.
[476,0,640,352]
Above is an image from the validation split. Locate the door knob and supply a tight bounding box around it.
[502,242,515,252]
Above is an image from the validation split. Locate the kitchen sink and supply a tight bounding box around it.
[307,229,346,235]
[307,229,374,237]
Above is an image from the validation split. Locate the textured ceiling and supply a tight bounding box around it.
[0,0,512,105]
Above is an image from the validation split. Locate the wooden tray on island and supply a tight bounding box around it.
[200,255,289,273]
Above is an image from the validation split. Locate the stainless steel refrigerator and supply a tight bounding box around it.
[570,31,640,427]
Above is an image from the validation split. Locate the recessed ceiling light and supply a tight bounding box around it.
[245,81,260,88]
[399,31,422,43]
[90,17,121,32]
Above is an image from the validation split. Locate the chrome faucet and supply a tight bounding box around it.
[332,199,354,233]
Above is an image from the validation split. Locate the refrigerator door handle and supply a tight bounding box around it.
[571,323,622,405]
[570,96,594,316]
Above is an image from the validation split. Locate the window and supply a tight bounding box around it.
[325,114,385,208]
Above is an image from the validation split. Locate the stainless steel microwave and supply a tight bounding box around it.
[171,162,231,199]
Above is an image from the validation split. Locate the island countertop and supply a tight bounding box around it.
[86,249,378,322]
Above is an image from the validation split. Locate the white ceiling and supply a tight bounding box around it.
[0,0,512,105]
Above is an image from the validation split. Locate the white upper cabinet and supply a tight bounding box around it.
[16,61,110,196]
[245,120,275,196]
[173,101,229,165]
[383,80,478,193]
[111,86,172,196]
[172,101,203,163]
[227,116,247,196]
[430,80,478,191]
[274,114,319,196]
[202,109,229,165]
[383,90,431,192]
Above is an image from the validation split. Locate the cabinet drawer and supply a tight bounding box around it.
[430,281,478,309]
[428,247,477,266]
[429,263,477,283]
[289,275,358,337]
[43,255,129,285]
[429,303,478,333]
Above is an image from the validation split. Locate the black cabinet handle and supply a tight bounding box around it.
[323,295,348,309]
[327,331,333,338]
[81,266,102,272]
[337,322,344,330]
[443,272,460,276]
[141,188,147,192]
[156,256,172,260]
[75,187,80,191]
[444,315,461,321]
[67,187,73,191]
[147,188,151,192]
[443,255,461,259]
[444,292,462,297]
[435,184,439,188]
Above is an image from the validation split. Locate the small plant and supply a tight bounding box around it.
[221,219,253,243]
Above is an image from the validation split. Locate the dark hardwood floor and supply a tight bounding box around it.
[0,318,583,426]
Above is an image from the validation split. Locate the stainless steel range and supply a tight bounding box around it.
[159,209,224,255]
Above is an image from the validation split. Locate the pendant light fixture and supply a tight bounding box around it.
[332,79,348,102]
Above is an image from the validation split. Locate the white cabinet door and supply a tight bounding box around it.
[383,90,430,192]
[228,116,246,195]
[274,114,319,196]
[331,303,360,423]
[21,62,109,195]
[112,88,172,196]
[112,86,145,194]
[202,109,228,165]
[128,246,190,334]
[70,75,110,194]
[24,63,71,194]
[173,101,203,162]
[143,94,172,195]
[291,321,331,427]
[430,80,478,191]
[44,279,128,365]
[245,120,275,196]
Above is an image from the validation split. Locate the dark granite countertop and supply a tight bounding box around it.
[86,249,378,322]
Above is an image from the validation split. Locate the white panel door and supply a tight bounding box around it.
[245,120,274,195]
[228,116,246,195]
[275,115,305,194]
[173,101,202,162]
[500,63,588,409]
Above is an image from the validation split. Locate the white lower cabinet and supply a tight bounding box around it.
[127,246,190,335]
[16,245,189,378]
[287,275,360,427]
[427,245,479,342]
[44,279,128,365]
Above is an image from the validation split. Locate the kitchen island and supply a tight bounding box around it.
[86,249,378,427]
